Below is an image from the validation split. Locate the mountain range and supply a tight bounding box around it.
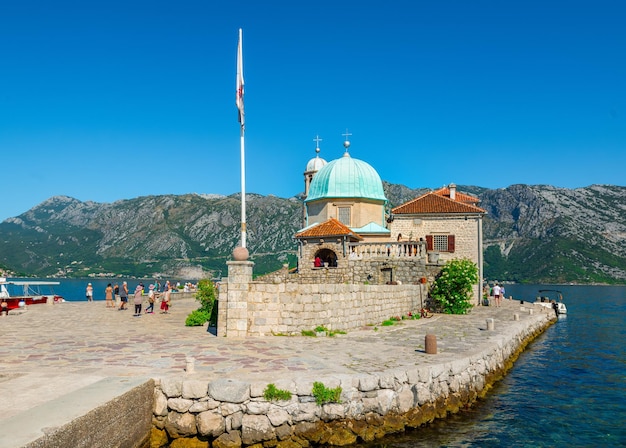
[1,183,625,284]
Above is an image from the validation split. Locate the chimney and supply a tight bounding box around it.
[449,183,456,201]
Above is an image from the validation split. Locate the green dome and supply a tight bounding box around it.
[305,152,387,202]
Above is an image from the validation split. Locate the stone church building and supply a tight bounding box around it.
[218,137,486,337]
[294,139,486,291]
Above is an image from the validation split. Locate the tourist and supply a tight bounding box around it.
[493,283,502,307]
[1,299,7,315]
[105,283,114,308]
[145,284,156,314]
[85,283,94,302]
[133,284,143,316]
[160,281,171,314]
[118,281,129,310]
[500,285,506,302]
[314,256,322,267]
[482,284,490,306]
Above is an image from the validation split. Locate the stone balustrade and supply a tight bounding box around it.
[347,241,426,259]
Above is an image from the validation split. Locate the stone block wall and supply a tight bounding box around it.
[391,216,483,303]
[218,257,441,337]
[391,216,481,265]
[239,282,423,337]
[1,377,154,448]
[152,313,553,447]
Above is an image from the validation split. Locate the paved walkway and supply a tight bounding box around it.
[0,296,553,421]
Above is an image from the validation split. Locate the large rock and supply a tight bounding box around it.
[213,430,242,448]
[168,398,194,413]
[150,427,169,448]
[165,411,198,438]
[396,386,415,413]
[209,379,250,403]
[326,426,357,446]
[267,408,291,427]
[182,380,209,399]
[154,389,169,416]
[241,414,276,445]
[196,411,225,437]
[161,378,183,398]
[169,437,209,448]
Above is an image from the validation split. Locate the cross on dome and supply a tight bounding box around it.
[342,129,352,153]
[313,135,323,154]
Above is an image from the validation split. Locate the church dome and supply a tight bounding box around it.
[305,152,387,202]
[305,153,327,172]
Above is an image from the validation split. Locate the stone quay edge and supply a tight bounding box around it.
[0,295,555,447]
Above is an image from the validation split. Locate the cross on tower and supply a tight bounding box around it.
[313,135,323,151]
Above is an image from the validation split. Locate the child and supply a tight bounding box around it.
[160,282,171,314]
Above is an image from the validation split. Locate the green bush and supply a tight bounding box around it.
[430,258,478,314]
[186,279,217,325]
[185,309,210,326]
[263,384,292,401]
[312,381,342,405]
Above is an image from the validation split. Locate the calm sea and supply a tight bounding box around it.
[5,277,185,300]
[356,284,626,447]
[8,280,626,446]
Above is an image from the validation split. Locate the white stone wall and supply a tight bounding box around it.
[245,282,421,336]
[391,216,483,302]
[153,313,553,447]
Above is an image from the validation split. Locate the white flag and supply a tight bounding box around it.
[236,28,244,130]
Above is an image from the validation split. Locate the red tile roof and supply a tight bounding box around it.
[432,186,480,204]
[295,218,363,240]
[392,192,486,215]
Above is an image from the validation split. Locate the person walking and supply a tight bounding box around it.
[145,284,156,314]
[493,283,502,307]
[85,283,94,302]
[160,281,171,314]
[133,284,143,317]
[105,283,114,308]
[118,281,129,310]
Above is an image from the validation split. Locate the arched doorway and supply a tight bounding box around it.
[314,248,338,267]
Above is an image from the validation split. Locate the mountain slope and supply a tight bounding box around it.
[1,184,625,283]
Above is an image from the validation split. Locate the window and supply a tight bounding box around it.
[338,207,351,226]
[426,234,455,253]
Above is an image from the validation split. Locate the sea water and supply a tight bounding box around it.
[6,277,184,300]
[9,280,626,446]
[355,284,626,447]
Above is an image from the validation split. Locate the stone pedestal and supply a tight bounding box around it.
[221,260,254,337]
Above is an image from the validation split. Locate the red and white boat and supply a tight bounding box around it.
[0,277,65,312]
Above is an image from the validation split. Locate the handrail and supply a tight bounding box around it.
[346,241,426,259]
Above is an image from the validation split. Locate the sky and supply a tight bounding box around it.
[1,0,625,221]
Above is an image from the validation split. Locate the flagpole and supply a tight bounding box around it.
[240,119,246,248]
[236,28,247,248]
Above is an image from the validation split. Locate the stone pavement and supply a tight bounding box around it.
[0,296,553,421]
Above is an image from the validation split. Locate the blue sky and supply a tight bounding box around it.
[1,0,625,222]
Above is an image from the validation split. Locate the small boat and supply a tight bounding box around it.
[534,289,567,315]
[0,277,65,313]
